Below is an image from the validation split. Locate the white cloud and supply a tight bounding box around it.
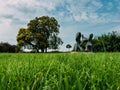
[0,0,62,22]
[73,12,88,22]
[112,20,120,23]
[107,2,113,10]
[0,19,12,33]
[0,0,115,24]
[91,0,103,8]
[65,0,104,23]
[110,24,120,32]
[6,0,63,12]
[0,18,18,44]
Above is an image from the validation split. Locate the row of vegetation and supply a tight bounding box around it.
[0,16,120,52]
[66,31,120,52]
[1,31,120,53]
[0,42,19,53]
[93,31,120,52]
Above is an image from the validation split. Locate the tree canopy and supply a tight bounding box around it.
[16,16,63,52]
[93,31,120,52]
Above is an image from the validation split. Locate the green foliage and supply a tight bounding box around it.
[16,16,63,52]
[49,34,63,50]
[66,44,72,51]
[0,53,120,90]
[93,31,120,52]
[66,44,72,49]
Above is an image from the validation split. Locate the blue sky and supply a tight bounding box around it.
[0,0,120,51]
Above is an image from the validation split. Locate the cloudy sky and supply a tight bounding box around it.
[0,0,120,51]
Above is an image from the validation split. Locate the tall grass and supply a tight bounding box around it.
[0,53,120,90]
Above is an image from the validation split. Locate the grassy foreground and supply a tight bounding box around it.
[0,53,120,90]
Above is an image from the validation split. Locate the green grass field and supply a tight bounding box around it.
[0,53,120,90]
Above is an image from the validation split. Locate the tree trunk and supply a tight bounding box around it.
[44,48,47,53]
[36,48,39,53]
[41,48,44,52]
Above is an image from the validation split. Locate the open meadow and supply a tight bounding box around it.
[0,53,120,90]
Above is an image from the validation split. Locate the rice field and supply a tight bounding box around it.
[0,53,120,90]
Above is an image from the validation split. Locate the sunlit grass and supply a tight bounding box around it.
[0,53,120,90]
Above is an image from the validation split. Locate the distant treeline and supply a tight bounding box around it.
[0,31,120,53]
[93,31,120,52]
[0,42,19,53]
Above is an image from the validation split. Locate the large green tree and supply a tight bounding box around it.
[16,16,63,52]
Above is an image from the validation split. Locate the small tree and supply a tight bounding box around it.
[66,44,72,51]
